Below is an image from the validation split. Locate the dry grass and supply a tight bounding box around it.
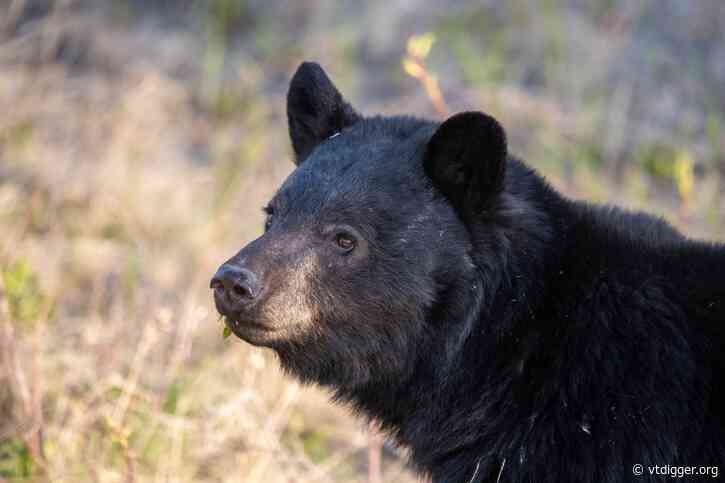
[0,60,417,482]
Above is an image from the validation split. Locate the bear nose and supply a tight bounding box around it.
[210,264,260,310]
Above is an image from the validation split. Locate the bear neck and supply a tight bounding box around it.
[339,158,573,476]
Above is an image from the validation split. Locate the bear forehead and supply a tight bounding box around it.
[308,116,434,175]
[279,137,429,209]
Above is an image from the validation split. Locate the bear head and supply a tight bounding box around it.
[211,62,509,389]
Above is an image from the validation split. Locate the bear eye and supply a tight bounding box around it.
[335,233,356,251]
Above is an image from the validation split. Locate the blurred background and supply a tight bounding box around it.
[1,1,724,481]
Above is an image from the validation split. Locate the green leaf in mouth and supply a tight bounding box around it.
[219,314,232,339]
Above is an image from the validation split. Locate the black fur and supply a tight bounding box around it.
[214,62,725,482]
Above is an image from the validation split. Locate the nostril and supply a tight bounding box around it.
[211,264,260,307]
[232,283,251,299]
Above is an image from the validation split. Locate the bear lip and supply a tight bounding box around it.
[224,316,282,346]
[224,315,275,333]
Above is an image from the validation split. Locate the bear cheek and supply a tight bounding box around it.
[259,251,320,335]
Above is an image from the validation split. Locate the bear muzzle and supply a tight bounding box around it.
[210,264,264,319]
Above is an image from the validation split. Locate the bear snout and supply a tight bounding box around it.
[210,264,262,315]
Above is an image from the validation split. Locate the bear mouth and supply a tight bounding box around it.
[223,315,279,344]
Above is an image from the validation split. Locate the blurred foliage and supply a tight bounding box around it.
[163,379,184,414]
[0,120,35,163]
[638,143,682,180]
[437,10,509,86]
[403,33,448,117]
[2,260,45,327]
[207,0,250,36]
[0,438,34,479]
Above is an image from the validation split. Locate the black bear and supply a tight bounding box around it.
[211,62,725,482]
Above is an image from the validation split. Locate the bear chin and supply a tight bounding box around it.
[225,317,296,347]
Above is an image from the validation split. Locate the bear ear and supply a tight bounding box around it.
[287,62,361,165]
[423,111,507,216]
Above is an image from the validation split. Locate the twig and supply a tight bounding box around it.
[402,34,450,119]
[246,382,300,482]
[28,322,46,462]
[110,322,158,426]
[105,417,137,483]
[368,422,384,483]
